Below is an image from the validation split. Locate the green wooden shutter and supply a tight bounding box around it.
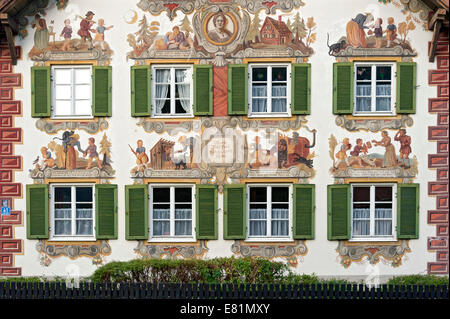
[31,66,51,117]
[293,184,315,239]
[131,66,151,116]
[194,64,213,115]
[327,184,351,240]
[95,184,117,239]
[125,185,148,240]
[26,184,49,239]
[92,66,112,116]
[223,184,246,240]
[397,183,419,239]
[396,62,416,114]
[227,64,248,115]
[291,63,311,115]
[333,62,354,114]
[196,185,217,239]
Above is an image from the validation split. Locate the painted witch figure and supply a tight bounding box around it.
[345,13,374,48]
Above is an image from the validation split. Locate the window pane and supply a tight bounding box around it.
[75,68,91,84]
[249,221,266,236]
[54,100,72,116]
[250,187,267,202]
[353,220,370,236]
[55,187,71,202]
[153,208,170,219]
[153,221,170,236]
[252,68,267,81]
[272,84,286,97]
[155,69,171,83]
[55,85,71,100]
[54,69,72,84]
[76,220,93,235]
[375,187,392,201]
[376,97,391,111]
[272,187,288,202]
[175,188,191,202]
[353,207,370,219]
[376,83,391,96]
[272,67,287,82]
[356,66,371,81]
[175,99,189,114]
[74,100,91,115]
[376,66,391,81]
[252,98,267,112]
[355,97,371,112]
[271,220,288,236]
[272,207,288,219]
[375,220,392,236]
[375,208,392,218]
[175,208,192,219]
[272,98,286,112]
[353,187,370,202]
[153,188,170,203]
[55,220,71,235]
[249,208,266,219]
[175,69,189,83]
[76,208,92,218]
[75,85,91,100]
[76,187,92,202]
[252,84,267,97]
[175,221,192,236]
[356,84,371,96]
[55,207,71,218]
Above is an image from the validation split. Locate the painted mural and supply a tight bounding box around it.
[28,10,114,59]
[30,131,115,181]
[127,0,315,61]
[329,130,418,180]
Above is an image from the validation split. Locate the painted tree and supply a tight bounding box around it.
[135,15,158,46]
[99,134,112,166]
[291,12,307,43]
[306,17,317,47]
[286,18,293,33]
[398,15,416,43]
[246,13,262,43]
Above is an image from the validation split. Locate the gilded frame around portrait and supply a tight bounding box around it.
[203,11,238,46]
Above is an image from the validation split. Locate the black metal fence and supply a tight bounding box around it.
[0,282,448,299]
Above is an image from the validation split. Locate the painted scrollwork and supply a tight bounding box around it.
[333,45,416,57]
[335,115,413,132]
[399,0,432,22]
[31,48,112,64]
[35,118,109,134]
[31,167,115,184]
[36,240,112,266]
[134,240,208,259]
[336,240,411,268]
[231,240,308,267]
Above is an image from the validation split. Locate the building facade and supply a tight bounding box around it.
[0,0,448,280]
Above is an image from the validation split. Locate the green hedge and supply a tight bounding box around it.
[386,275,449,286]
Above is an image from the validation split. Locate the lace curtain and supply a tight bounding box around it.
[153,208,192,236]
[175,69,190,113]
[352,208,392,236]
[54,208,93,235]
[155,69,170,114]
[249,208,288,236]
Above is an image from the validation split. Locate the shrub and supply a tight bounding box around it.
[387,275,449,286]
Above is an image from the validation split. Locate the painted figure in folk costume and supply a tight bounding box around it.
[372,131,398,168]
[60,19,73,51]
[394,129,412,167]
[32,14,49,50]
[76,11,96,49]
[345,13,374,48]
[83,137,102,170]
[93,18,113,51]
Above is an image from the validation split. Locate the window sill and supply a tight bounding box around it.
[244,238,294,243]
[351,113,397,117]
[148,237,197,243]
[48,237,97,242]
[247,113,292,118]
[50,116,95,121]
[348,237,397,243]
[151,114,195,119]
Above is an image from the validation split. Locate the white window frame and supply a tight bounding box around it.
[149,184,196,242]
[151,65,194,118]
[51,65,93,120]
[350,183,397,242]
[248,63,291,118]
[353,62,396,116]
[245,184,293,242]
[49,183,96,242]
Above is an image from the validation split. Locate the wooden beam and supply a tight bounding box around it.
[0,13,17,65]
[429,18,443,62]
[428,8,447,30]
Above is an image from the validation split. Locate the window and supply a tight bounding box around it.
[354,63,395,115]
[249,64,290,117]
[150,185,195,241]
[51,65,92,119]
[151,65,193,117]
[50,184,95,240]
[351,184,396,241]
[247,185,292,240]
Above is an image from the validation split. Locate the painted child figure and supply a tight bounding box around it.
[394,129,412,167]
[83,137,102,170]
[93,18,113,51]
[60,19,72,51]
[384,17,399,47]
[373,18,383,48]
[36,146,55,170]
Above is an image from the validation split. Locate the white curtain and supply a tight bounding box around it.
[249,208,267,236]
[175,208,192,236]
[252,85,267,112]
[155,69,170,114]
[175,69,190,113]
[356,84,371,112]
[271,208,289,236]
[271,86,287,112]
[55,208,71,235]
[153,208,170,236]
[352,208,370,236]
[375,208,392,236]
[76,208,93,235]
